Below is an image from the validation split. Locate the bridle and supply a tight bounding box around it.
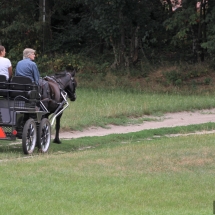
[52,72,76,98]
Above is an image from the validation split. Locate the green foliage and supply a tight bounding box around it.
[1,0,215,77]
[201,7,215,54]
[164,70,182,85]
[164,1,215,61]
[204,77,212,85]
[0,0,43,51]
[36,52,85,76]
[164,7,198,44]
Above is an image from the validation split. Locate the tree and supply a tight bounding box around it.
[39,0,52,52]
[0,0,43,61]
[164,0,215,62]
[81,0,167,68]
[201,1,215,59]
[1,0,215,73]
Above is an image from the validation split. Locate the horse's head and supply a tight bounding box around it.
[55,70,77,101]
[66,70,77,101]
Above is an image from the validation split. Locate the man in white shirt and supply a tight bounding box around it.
[0,45,12,81]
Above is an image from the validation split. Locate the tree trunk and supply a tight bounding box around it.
[130,26,139,65]
[110,36,119,69]
[166,0,173,11]
[99,38,105,54]
[39,0,51,52]
[190,0,201,62]
[119,11,129,67]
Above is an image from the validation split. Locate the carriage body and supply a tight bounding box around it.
[0,75,51,154]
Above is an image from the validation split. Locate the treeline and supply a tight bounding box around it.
[0,0,215,75]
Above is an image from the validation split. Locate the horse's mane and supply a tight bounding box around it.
[54,71,67,78]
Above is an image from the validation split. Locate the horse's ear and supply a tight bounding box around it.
[71,70,76,77]
[66,65,74,71]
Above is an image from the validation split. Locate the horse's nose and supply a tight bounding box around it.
[70,93,76,101]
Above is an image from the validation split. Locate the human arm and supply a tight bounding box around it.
[8,66,12,80]
[32,63,40,85]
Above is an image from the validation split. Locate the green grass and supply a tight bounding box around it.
[1,86,215,214]
[60,88,215,131]
[0,130,215,214]
[1,122,215,158]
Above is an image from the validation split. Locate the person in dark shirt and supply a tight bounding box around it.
[15,48,40,85]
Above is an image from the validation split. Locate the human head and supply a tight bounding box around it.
[23,48,36,60]
[0,45,6,57]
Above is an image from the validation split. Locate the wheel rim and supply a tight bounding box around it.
[40,122,51,151]
[26,122,36,151]
[37,118,51,153]
[22,119,37,154]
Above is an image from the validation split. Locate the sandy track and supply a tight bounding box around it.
[55,109,215,139]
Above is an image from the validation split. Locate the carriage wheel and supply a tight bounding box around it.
[37,118,51,153]
[22,119,37,154]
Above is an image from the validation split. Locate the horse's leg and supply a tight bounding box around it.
[53,113,62,144]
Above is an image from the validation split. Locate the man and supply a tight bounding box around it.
[0,45,13,80]
[15,48,40,85]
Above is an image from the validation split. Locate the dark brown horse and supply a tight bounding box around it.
[39,69,77,143]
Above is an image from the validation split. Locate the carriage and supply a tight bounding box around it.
[0,73,72,155]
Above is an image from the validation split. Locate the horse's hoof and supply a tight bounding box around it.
[53,139,61,144]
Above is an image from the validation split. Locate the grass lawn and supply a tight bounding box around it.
[58,88,215,131]
[0,126,215,215]
[1,86,215,214]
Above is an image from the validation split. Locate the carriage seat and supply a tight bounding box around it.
[9,76,40,99]
[0,75,9,97]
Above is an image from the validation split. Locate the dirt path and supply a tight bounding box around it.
[56,109,215,139]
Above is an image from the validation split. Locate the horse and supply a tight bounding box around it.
[39,69,77,144]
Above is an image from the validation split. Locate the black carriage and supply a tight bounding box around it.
[0,75,51,154]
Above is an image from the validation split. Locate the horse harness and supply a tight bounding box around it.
[52,71,76,96]
[39,71,75,106]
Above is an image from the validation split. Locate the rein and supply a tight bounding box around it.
[51,73,69,89]
[52,72,75,95]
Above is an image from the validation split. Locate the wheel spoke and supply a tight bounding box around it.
[42,124,50,147]
[22,119,37,154]
[37,119,51,152]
